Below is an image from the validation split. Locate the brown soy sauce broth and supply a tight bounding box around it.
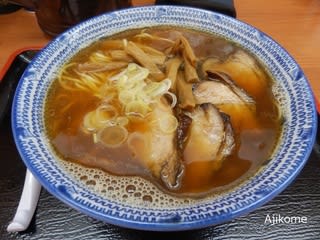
[45,27,282,197]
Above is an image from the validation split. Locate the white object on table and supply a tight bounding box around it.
[7,169,42,232]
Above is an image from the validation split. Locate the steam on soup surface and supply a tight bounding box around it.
[45,27,281,197]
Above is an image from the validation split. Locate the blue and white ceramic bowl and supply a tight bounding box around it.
[12,6,317,231]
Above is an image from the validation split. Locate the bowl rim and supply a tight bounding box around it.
[11,5,317,231]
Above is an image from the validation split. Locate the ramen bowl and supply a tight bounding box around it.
[12,6,317,231]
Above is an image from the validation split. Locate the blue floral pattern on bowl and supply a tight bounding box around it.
[12,6,317,231]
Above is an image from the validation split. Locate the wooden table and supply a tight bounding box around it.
[1,0,320,105]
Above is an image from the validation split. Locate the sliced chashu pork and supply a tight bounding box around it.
[183,103,234,170]
[193,71,255,106]
[127,97,184,190]
[193,71,259,129]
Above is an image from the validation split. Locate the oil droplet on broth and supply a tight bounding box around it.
[80,175,88,181]
[134,192,141,197]
[86,180,96,186]
[126,184,136,193]
[142,195,153,203]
